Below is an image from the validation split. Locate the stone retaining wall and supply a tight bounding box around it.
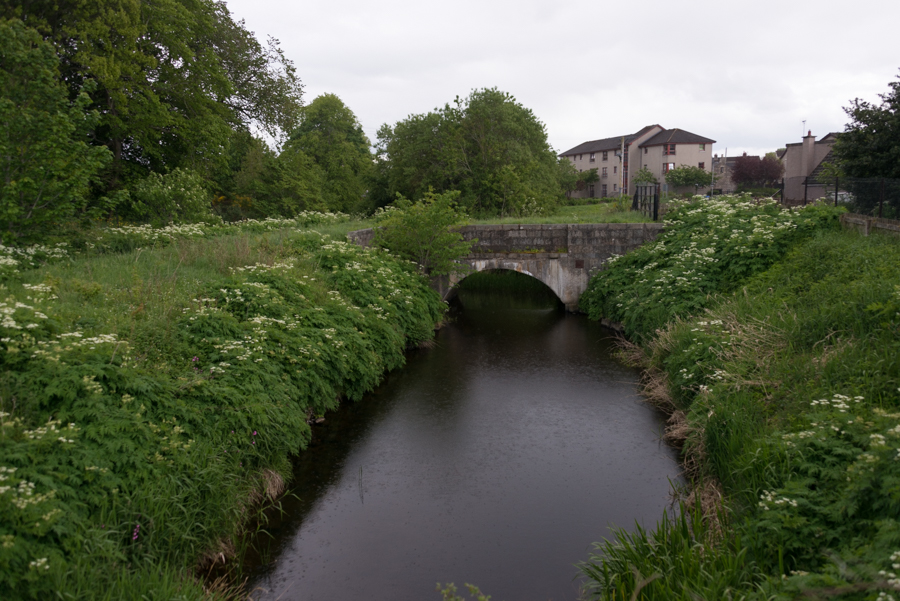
[840,213,900,237]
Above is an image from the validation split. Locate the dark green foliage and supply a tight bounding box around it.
[833,71,900,178]
[579,195,843,340]
[0,226,444,599]
[583,225,900,599]
[375,88,565,217]
[0,19,111,242]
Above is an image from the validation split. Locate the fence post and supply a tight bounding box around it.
[880,178,885,218]
[780,179,785,204]
[632,189,639,212]
[803,177,808,205]
[834,177,839,206]
[653,188,659,221]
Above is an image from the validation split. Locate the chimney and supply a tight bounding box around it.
[802,130,816,176]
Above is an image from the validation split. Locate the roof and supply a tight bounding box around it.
[639,128,716,147]
[809,148,836,179]
[559,124,661,156]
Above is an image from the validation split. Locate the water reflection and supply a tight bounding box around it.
[245,288,680,601]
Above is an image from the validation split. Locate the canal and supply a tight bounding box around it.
[243,280,681,600]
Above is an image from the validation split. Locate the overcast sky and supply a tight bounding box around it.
[225,0,899,159]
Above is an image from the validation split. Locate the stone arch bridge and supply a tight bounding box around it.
[348,223,663,312]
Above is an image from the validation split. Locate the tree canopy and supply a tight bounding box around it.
[731,155,783,188]
[375,88,565,217]
[833,71,900,178]
[665,165,713,189]
[0,19,110,242]
[2,0,304,190]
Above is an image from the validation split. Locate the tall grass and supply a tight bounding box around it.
[0,220,445,599]
[581,220,900,598]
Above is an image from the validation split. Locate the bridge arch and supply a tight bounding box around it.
[446,264,565,307]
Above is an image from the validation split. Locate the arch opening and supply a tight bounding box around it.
[450,268,563,310]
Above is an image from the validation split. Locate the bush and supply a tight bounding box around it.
[129,168,217,225]
[579,195,843,339]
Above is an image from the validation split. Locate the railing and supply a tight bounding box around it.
[781,176,900,219]
[632,185,660,221]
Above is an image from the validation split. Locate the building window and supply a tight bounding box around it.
[699,144,706,151]
[602,151,608,161]
[588,184,595,198]
[698,162,705,169]
[613,166,617,174]
[613,184,618,192]
[601,167,607,177]
[664,144,676,155]
[578,154,582,161]
[601,184,607,196]
[663,162,675,173]
[719,167,725,173]
[644,147,648,154]
[590,152,595,162]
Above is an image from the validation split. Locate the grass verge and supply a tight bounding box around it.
[0,218,443,599]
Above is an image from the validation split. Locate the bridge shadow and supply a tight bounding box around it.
[447,269,564,310]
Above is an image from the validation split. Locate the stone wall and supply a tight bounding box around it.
[840,213,900,237]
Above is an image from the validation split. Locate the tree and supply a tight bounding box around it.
[2,1,304,191]
[288,94,374,213]
[375,88,564,217]
[0,19,110,242]
[731,155,783,188]
[665,165,712,189]
[833,71,900,178]
[632,166,658,185]
[372,190,474,276]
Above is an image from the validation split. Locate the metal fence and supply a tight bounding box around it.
[632,185,660,221]
[781,176,900,219]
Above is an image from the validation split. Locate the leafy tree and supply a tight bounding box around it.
[288,94,373,213]
[376,88,564,217]
[731,155,783,188]
[3,0,304,191]
[373,190,474,276]
[129,168,216,225]
[632,166,658,185]
[0,19,110,242]
[665,165,712,189]
[833,71,900,178]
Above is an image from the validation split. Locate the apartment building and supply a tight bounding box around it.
[560,125,716,198]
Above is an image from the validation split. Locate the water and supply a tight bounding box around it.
[244,289,681,601]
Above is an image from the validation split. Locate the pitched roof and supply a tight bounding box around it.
[558,124,661,156]
[639,128,716,147]
[809,148,836,179]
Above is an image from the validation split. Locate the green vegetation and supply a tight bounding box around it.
[0,216,444,599]
[834,70,900,178]
[473,201,649,225]
[665,165,715,190]
[579,195,900,599]
[373,88,566,218]
[372,191,474,276]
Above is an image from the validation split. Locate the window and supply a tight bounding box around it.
[578,154,582,161]
[699,144,706,151]
[644,147,648,154]
[590,152,595,162]
[663,162,675,173]
[613,166,617,174]
[588,184,595,198]
[613,184,618,192]
[601,184,607,196]
[664,144,676,155]
[698,162,705,169]
[719,167,725,174]
[601,167,607,177]
[602,151,608,161]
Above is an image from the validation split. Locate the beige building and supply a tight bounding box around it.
[780,131,839,201]
[712,153,762,194]
[560,125,716,198]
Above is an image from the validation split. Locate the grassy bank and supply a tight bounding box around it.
[579,196,900,599]
[0,216,443,599]
[472,201,650,225]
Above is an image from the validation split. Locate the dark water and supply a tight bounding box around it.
[245,290,681,601]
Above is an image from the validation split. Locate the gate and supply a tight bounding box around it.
[632,185,660,221]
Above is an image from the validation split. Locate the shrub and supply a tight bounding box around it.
[129,168,217,225]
